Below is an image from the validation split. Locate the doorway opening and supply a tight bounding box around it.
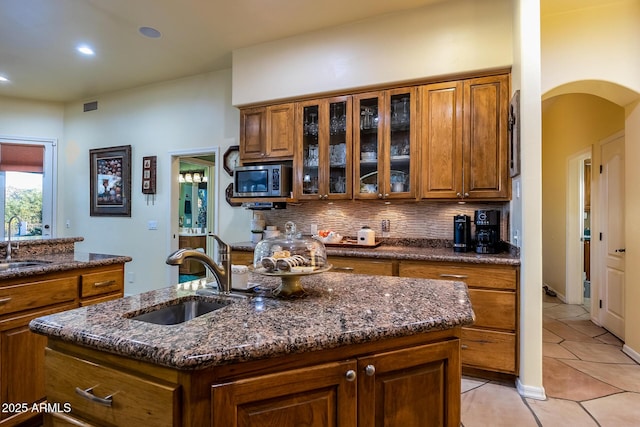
[168,148,220,286]
[566,148,591,308]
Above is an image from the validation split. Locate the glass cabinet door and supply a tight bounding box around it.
[295,97,352,200]
[300,103,321,198]
[354,93,383,199]
[386,87,417,198]
[326,98,351,199]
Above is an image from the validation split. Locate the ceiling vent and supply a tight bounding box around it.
[83,101,98,112]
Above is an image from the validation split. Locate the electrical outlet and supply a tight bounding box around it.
[310,224,318,235]
[127,272,135,283]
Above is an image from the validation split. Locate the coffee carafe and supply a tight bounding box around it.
[474,210,501,254]
[453,215,471,252]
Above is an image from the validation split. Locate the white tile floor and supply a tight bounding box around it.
[461,295,640,426]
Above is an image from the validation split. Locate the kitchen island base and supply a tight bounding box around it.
[44,329,462,427]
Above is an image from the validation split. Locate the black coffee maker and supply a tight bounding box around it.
[474,210,501,254]
[453,215,471,252]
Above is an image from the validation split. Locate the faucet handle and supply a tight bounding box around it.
[209,234,229,252]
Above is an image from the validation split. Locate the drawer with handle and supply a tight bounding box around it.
[45,348,179,427]
[328,256,395,276]
[398,261,517,290]
[80,268,124,298]
[0,276,77,316]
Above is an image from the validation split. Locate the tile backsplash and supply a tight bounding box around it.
[256,200,510,242]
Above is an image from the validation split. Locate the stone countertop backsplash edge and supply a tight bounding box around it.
[29,272,475,371]
[231,238,520,266]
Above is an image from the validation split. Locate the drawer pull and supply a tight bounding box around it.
[333,267,354,271]
[0,297,11,305]
[439,274,468,279]
[461,344,469,350]
[93,280,116,288]
[75,386,113,407]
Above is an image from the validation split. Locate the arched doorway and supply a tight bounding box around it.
[541,80,639,341]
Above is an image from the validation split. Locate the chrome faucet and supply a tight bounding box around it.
[166,234,231,294]
[5,215,21,261]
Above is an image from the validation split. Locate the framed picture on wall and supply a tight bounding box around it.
[89,145,132,216]
[142,155,157,194]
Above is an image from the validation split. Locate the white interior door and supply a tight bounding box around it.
[598,134,625,339]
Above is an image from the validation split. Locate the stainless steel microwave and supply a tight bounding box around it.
[233,164,292,198]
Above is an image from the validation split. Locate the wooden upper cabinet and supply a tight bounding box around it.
[239,106,266,160]
[420,81,463,199]
[239,103,295,162]
[463,74,510,199]
[421,74,510,200]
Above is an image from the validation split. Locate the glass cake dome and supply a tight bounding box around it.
[252,221,331,297]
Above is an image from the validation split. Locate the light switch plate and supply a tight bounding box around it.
[147,220,158,230]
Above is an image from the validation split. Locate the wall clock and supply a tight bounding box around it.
[223,145,240,176]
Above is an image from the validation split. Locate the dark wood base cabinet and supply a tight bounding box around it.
[0,264,125,427]
[44,330,462,427]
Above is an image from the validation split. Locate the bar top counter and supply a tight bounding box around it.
[0,237,132,280]
[30,271,475,370]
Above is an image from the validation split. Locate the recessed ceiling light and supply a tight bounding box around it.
[139,26,161,38]
[0,76,8,82]
[77,45,95,55]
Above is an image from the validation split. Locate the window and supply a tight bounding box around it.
[0,137,56,239]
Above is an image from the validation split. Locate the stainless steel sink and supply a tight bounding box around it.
[127,298,232,325]
[0,260,52,270]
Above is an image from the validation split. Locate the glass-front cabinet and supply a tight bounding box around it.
[294,96,352,200]
[353,88,417,200]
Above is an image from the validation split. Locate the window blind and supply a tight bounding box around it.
[0,143,44,173]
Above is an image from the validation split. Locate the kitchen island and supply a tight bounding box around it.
[31,271,474,427]
[234,241,521,378]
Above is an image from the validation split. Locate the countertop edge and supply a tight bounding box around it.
[0,253,132,280]
[231,243,520,266]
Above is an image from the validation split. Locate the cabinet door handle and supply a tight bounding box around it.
[75,386,113,407]
[93,280,116,288]
[461,344,469,350]
[0,297,11,305]
[332,267,354,271]
[439,274,468,279]
[345,370,356,382]
[365,364,375,376]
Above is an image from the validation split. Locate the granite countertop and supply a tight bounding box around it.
[30,272,475,370]
[232,241,520,266]
[0,252,133,280]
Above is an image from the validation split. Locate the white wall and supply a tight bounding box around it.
[542,0,640,100]
[61,69,251,294]
[0,97,64,141]
[232,0,513,106]
[512,0,545,400]
[541,0,640,360]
